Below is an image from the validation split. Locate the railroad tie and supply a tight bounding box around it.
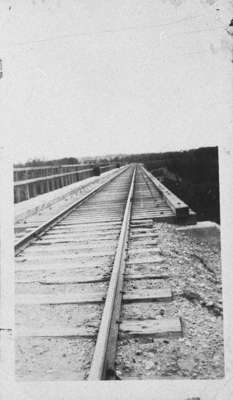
[16,288,172,305]
[119,318,182,338]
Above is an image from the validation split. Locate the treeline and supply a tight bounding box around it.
[15,156,119,167]
[15,157,80,167]
[161,147,220,223]
[121,147,220,223]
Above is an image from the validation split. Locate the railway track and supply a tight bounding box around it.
[14,167,126,243]
[15,164,183,380]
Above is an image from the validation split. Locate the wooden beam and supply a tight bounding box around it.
[123,288,172,303]
[125,273,169,280]
[16,326,97,338]
[16,292,106,305]
[120,318,182,337]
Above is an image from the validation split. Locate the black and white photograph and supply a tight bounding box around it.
[0,0,233,399]
[14,148,223,382]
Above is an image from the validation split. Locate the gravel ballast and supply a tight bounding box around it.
[116,222,224,379]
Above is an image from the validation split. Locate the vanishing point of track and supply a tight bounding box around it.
[15,164,183,380]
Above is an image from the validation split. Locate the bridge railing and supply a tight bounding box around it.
[14,164,93,181]
[14,163,117,203]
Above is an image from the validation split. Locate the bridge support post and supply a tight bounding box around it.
[14,187,20,203]
[25,184,30,200]
[32,183,37,198]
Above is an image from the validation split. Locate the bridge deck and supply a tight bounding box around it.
[14,164,223,381]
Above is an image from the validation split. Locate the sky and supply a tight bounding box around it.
[0,0,232,162]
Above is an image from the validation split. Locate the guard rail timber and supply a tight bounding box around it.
[142,166,197,223]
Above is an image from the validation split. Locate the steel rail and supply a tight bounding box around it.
[15,165,130,255]
[88,166,136,380]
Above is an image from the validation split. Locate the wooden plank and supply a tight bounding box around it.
[15,260,109,272]
[16,326,97,338]
[16,274,109,284]
[126,257,164,265]
[36,236,118,244]
[47,224,121,232]
[130,232,159,240]
[125,273,169,280]
[130,223,153,229]
[129,233,159,239]
[123,288,172,302]
[131,215,156,220]
[128,242,158,248]
[17,249,115,261]
[130,219,153,224]
[119,317,182,337]
[27,242,116,251]
[16,292,106,305]
[49,224,121,233]
[128,248,161,255]
[25,244,116,256]
[57,220,121,227]
[128,239,158,245]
